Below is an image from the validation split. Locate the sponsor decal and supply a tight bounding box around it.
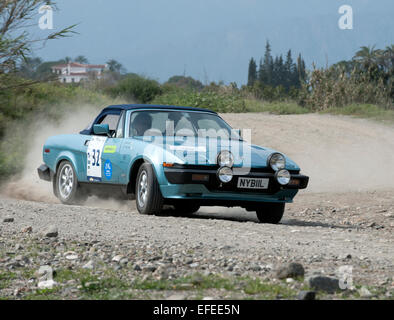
[103,145,117,154]
[104,160,112,180]
[88,176,102,182]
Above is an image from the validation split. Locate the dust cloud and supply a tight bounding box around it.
[0,104,132,210]
[223,113,394,193]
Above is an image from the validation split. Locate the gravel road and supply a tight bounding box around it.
[0,113,393,299]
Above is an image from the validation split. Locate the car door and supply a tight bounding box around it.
[100,111,126,184]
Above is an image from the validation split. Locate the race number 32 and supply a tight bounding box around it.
[91,149,101,166]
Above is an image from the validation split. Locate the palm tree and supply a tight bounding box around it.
[384,45,394,70]
[353,45,379,67]
[106,59,125,73]
[75,55,89,64]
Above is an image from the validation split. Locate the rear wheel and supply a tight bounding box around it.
[54,161,87,205]
[135,163,163,215]
[256,203,285,224]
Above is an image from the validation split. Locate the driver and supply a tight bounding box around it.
[131,113,152,136]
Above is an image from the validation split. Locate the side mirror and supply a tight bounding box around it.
[93,124,110,136]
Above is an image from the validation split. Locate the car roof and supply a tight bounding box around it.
[101,104,217,114]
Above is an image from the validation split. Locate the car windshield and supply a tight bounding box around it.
[129,110,241,140]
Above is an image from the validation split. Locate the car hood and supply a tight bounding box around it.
[136,137,300,171]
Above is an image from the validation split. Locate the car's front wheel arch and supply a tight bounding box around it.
[135,162,164,215]
[127,157,161,195]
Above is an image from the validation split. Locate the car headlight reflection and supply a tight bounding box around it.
[276,169,291,185]
[217,166,233,183]
[269,153,286,171]
[217,150,234,168]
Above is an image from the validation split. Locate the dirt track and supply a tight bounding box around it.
[0,112,393,299]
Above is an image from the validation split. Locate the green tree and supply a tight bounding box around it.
[353,45,386,82]
[247,58,257,86]
[259,40,273,85]
[107,74,162,103]
[353,46,380,68]
[75,55,89,64]
[106,59,125,74]
[297,54,307,83]
[167,75,204,90]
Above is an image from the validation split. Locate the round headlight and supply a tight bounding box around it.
[268,153,286,171]
[217,150,234,167]
[276,169,291,185]
[217,166,233,183]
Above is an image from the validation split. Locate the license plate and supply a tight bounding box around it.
[237,177,269,189]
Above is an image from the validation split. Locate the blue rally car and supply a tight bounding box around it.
[38,104,309,224]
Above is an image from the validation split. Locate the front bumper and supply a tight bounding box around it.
[164,165,309,194]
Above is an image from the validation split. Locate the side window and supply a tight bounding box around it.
[98,114,120,137]
[116,112,125,138]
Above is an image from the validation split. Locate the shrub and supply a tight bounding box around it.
[166,75,204,91]
[152,89,247,113]
[106,74,162,103]
[0,81,120,181]
[300,66,393,111]
[241,82,296,102]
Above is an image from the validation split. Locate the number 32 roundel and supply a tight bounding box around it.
[87,136,107,182]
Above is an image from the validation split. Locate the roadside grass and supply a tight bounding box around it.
[132,273,236,291]
[244,99,310,114]
[244,100,394,124]
[24,288,62,300]
[242,278,296,299]
[2,265,391,300]
[21,269,300,300]
[0,271,17,289]
[321,104,394,123]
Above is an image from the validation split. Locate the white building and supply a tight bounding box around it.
[51,62,107,83]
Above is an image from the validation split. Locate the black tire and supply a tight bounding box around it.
[54,161,87,205]
[173,201,200,216]
[256,203,285,224]
[135,163,163,215]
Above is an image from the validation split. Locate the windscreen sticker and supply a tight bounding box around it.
[87,136,107,181]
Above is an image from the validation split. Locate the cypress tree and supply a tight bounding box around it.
[258,58,265,84]
[284,50,294,89]
[263,41,273,86]
[297,54,307,83]
[247,58,258,86]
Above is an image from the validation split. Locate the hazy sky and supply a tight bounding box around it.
[33,0,394,84]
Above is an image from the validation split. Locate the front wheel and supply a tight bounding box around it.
[54,161,87,205]
[135,163,163,215]
[256,203,285,224]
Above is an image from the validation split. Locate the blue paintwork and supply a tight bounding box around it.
[42,105,304,203]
